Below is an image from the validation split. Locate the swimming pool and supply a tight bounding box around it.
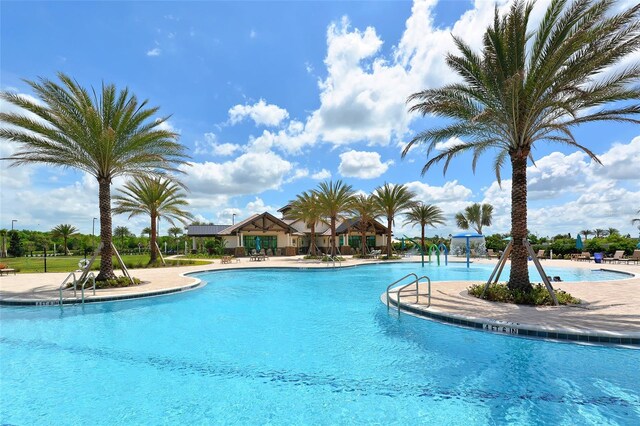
[1,263,638,424]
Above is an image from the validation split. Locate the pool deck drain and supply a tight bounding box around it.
[1,257,638,345]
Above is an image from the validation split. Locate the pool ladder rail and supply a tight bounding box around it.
[325,255,342,268]
[58,272,96,306]
[386,273,431,315]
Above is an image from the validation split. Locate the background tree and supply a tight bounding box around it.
[0,73,189,280]
[168,226,183,253]
[7,230,24,257]
[0,229,7,258]
[633,209,640,226]
[50,224,78,255]
[314,180,354,256]
[455,203,493,234]
[403,203,446,253]
[288,191,324,256]
[580,229,594,241]
[593,228,609,238]
[114,226,132,250]
[113,176,194,264]
[373,183,416,256]
[347,194,382,256]
[405,0,640,291]
[607,227,620,236]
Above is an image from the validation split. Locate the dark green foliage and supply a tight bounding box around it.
[7,231,24,257]
[468,283,580,306]
[95,276,142,289]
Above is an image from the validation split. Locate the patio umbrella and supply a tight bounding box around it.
[575,234,583,250]
[255,236,261,251]
[401,237,405,250]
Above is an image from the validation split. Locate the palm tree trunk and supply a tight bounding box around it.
[96,178,116,281]
[150,214,158,264]
[310,223,316,256]
[508,153,532,292]
[361,221,367,256]
[421,225,425,254]
[386,218,393,256]
[63,236,68,255]
[330,216,336,256]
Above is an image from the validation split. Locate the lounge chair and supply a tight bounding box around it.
[626,250,640,265]
[221,256,233,264]
[486,249,498,259]
[603,250,624,264]
[578,252,591,262]
[536,249,546,260]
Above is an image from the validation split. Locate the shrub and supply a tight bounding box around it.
[95,276,141,289]
[468,282,580,306]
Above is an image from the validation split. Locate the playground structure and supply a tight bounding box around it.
[403,236,448,267]
[450,233,486,268]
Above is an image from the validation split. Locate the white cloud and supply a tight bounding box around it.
[194,133,242,157]
[589,136,640,181]
[338,150,393,179]
[146,47,161,56]
[285,167,309,183]
[249,29,257,39]
[405,180,473,204]
[181,151,293,196]
[435,137,465,151]
[311,169,331,180]
[228,99,289,127]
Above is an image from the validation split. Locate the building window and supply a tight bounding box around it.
[348,236,375,249]
[243,235,277,249]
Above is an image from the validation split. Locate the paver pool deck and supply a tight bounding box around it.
[1,256,638,343]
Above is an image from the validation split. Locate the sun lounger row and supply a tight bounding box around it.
[603,250,640,264]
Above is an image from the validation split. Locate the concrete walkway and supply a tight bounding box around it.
[1,256,638,342]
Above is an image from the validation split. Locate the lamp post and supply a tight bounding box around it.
[92,217,97,252]
[232,213,236,225]
[11,219,17,230]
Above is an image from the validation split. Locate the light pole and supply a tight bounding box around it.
[11,219,17,230]
[232,213,236,225]
[92,217,98,252]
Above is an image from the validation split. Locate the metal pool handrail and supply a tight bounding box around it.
[59,272,77,305]
[386,274,432,315]
[386,273,418,308]
[325,255,342,268]
[80,272,96,304]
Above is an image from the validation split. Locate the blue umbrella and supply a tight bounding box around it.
[255,236,261,251]
[401,237,405,250]
[575,234,583,250]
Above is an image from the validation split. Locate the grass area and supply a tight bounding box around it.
[0,255,211,273]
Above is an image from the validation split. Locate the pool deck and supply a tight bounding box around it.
[1,256,638,344]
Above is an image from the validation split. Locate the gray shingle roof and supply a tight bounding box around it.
[186,224,232,236]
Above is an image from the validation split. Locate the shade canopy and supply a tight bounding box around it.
[450,233,485,268]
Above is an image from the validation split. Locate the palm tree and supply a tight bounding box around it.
[114,226,131,250]
[632,209,640,226]
[593,228,608,238]
[607,227,620,236]
[373,183,416,256]
[347,194,382,256]
[0,73,189,280]
[403,203,446,253]
[113,176,194,264]
[50,224,78,255]
[288,191,324,256]
[455,203,493,235]
[168,226,183,253]
[404,0,640,292]
[580,229,594,240]
[314,180,355,256]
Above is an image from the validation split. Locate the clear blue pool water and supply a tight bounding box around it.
[1,263,638,425]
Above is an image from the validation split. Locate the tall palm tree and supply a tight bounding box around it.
[0,73,189,280]
[607,227,620,236]
[114,226,131,250]
[168,226,183,253]
[632,209,640,226]
[347,194,382,256]
[314,180,354,256]
[580,229,594,240]
[288,191,324,256]
[50,224,78,255]
[373,183,416,256]
[404,0,640,291]
[455,203,493,235]
[113,176,194,264]
[403,203,446,253]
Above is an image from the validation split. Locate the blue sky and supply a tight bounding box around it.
[1,0,639,239]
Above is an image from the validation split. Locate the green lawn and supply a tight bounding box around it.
[0,255,211,273]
